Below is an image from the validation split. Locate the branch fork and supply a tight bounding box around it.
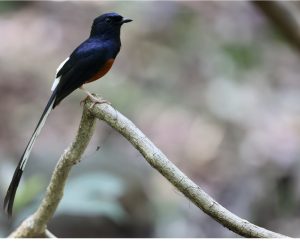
[8,95,288,238]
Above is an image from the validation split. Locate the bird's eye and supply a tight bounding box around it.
[105,17,112,24]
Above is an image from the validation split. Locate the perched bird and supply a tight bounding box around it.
[4,12,132,216]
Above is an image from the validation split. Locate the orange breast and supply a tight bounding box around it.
[85,58,115,83]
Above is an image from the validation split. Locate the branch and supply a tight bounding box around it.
[86,96,288,238]
[9,104,96,237]
[9,95,289,238]
[253,1,300,52]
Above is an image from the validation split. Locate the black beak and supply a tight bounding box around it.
[121,18,132,24]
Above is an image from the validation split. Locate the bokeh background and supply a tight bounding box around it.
[1,1,300,238]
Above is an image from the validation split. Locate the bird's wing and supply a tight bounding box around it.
[53,41,111,107]
[52,39,110,91]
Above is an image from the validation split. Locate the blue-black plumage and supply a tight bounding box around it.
[4,12,132,216]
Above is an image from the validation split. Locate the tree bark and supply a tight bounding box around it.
[9,96,289,238]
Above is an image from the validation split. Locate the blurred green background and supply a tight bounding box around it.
[1,1,300,238]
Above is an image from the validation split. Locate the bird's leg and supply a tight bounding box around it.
[80,86,111,108]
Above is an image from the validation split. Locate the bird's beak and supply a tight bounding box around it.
[121,18,133,24]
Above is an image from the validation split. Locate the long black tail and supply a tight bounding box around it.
[4,90,57,216]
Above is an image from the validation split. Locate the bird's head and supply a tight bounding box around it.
[90,12,132,38]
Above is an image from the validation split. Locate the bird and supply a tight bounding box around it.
[3,12,132,216]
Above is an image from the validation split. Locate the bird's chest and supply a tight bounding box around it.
[85,58,115,83]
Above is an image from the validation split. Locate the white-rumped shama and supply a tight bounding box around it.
[4,12,132,216]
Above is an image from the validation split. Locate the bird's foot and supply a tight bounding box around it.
[89,95,111,109]
[80,86,111,108]
[80,94,111,109]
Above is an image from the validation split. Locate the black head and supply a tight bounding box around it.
[90,12,132,38]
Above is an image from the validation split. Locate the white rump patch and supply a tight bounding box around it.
[51,57,69,91]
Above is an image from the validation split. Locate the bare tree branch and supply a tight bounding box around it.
[9,96,289,238]
[86,96,288,238]
[253,1,300,52]
[44,229,57,238]
[9,104,96,237]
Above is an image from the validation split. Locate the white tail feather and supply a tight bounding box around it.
[20,98,55,170]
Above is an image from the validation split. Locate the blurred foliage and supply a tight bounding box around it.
[14,175,45,214]
[222,43,261,70]
[0,1,28,13]
[1,1,300,238]
[57,173,128,222]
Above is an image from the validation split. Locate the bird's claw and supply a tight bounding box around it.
[80,95,111,109]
